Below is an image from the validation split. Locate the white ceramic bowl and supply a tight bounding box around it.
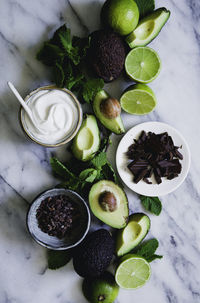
[116,122,191,196]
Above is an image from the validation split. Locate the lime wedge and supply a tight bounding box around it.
[125,47,161,83]
[115,254,151,289]
[120,84,156,115]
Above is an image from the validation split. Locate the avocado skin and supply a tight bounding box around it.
[82,272,119,303]
[73,229,114,278]
[88,30,126,82]
[93,90,125,135]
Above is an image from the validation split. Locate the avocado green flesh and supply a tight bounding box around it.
[116,213,150,256]
[126,8,170,48]
[89,180,129,229]
[72,115,100,161]
[93,90,125,135]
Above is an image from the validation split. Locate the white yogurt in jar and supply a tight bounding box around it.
[24,89,80,144]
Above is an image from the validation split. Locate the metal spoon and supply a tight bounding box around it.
[7,81,41,132]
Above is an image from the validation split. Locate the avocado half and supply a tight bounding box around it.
[89,180,129,229]
[72,115,100,162]
[126,8,170,48]
[116,213,150,257]
[93,90,125,135]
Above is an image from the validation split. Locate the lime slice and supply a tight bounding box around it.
[120,84,156,115]
[125,47,161,83]
[115,254,151,289]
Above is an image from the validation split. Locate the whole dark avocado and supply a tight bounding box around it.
[88,30,126,82]
[73,229,114,278]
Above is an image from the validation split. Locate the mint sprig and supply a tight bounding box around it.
[140,195,162,216]
[50,152,120,195]
[37,24,104,103]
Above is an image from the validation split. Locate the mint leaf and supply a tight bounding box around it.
[134,239,163,263]
[101,162,121,185]
[37,42,64,66]
[82,78,104,103]
[50,157,77,180]
[140,196,162,216]
[47,249,71,270]
[72,36,91,60]
[37,25,104,104]
[135,238,158,257]
[135,0,155,18]
[58,29,80,65]
[79,168,98,183]
[62,60,84,90]
[54,62,65,87]
[146,254,163,263]
[91,152,107,169]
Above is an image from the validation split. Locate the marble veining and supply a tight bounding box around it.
[0,0,200,302]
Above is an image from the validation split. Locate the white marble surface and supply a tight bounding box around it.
[0,0,200,302]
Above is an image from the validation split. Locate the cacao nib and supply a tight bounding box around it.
[36,195,81,238]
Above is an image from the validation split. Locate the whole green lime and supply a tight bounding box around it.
[101,0,139,36]
[82,272,119,303]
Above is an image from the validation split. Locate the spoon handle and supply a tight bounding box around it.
[7,82,33,118]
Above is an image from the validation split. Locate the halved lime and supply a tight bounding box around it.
[120,84,156,115]
[125,47,161,83]
[115,254,151,289]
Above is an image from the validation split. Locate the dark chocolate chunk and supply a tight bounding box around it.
[126,131,183,184]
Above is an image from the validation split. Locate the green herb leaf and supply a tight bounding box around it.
[79,168,98,183]
[134,0,155,18]
[134,238,163,263]
[47,249,71,270]
[54,62,65,87]
[58,30,80,66]
[91,152,107,169]
[50,157,77,180]
[37,25,104,103]
[72,36,91,60]
[62,60,84,90]
[36,42,64,66]
[101,162,121,185]
[146,254,163,263]
[135,238,158,257]
[82,78,104,103]
[140,195,162,216]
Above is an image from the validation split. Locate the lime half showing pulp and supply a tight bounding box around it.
[120,84,156,115]
[115,254,151,289]
[125,47,161,83]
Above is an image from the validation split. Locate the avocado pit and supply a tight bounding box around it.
[99,191,117,212]
[100,98,121,119]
